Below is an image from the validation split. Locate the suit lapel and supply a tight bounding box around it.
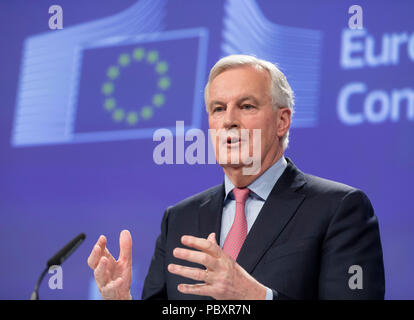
[196,184,225,301]
[236,159,307,274]
[198,184,225,245]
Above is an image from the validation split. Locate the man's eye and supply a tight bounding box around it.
[213,107,224,112]
[242,104,255,110]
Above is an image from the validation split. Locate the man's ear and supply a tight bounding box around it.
[277,107,291,138]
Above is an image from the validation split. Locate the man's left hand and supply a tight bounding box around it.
[167,233,267,300]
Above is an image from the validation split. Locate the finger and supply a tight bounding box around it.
[88,243,103,270]
[207,233,217,244]
[97,235,116,263]
[97,235,107,250]
[181,235,221,258]
[173,247,217,270]
[88,236,115,270]
[119,229,132,263]
[177,283,214,297]
[168,264,208,282]
[94,256,109,289]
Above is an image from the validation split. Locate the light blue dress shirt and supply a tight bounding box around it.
[220,156,288,300]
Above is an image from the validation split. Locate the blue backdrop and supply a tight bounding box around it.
[0,0,413,299]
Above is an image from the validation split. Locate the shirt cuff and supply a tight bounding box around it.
[265,287,273,300]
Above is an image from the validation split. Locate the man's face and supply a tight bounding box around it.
[207,65,288,173]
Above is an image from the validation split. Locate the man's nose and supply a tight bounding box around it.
[223,105,240,129]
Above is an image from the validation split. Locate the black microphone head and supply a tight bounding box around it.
[47,233,86,267]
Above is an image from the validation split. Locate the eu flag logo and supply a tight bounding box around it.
[74,29,208,143]
[12,27,208,146]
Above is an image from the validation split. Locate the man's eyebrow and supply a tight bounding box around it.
[209,100,225,107]
[237,96,259,105]
[208,100,225,111]
[208,96,260,110]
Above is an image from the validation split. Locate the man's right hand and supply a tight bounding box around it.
[87,230,133,300]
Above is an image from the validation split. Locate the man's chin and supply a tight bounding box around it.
[219,162,244,169]
[218,157,252,169]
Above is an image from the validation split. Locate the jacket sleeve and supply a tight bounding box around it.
[271,289,293,300]
[141,207,170,300]
[317,189,385,299]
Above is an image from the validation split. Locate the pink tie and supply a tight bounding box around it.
[222,187,250,260]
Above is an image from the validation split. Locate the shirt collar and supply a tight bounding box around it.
[224,156,288,202]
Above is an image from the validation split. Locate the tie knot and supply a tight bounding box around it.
[232,188,250,204]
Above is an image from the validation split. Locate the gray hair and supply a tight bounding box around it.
[204,54,295,150]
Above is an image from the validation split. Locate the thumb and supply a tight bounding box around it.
[119,229,132,263]
[207,232,217,244]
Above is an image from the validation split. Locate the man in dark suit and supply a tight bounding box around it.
[88,55,385,300]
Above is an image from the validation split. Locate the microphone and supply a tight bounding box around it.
[30,233,86,300]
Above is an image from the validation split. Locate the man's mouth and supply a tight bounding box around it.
[226,136,241,145]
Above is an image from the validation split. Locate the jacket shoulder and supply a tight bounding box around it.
[300,172,374,218]
[168,184,223,212]
[303,173,358,198]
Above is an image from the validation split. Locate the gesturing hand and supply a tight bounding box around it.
[87,230,132,300]
[168,233,267,300]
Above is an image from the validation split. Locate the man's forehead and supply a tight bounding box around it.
[208,76,270,105]
[209,66,269,92]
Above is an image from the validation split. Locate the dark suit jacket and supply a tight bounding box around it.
[142,158,385,300]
